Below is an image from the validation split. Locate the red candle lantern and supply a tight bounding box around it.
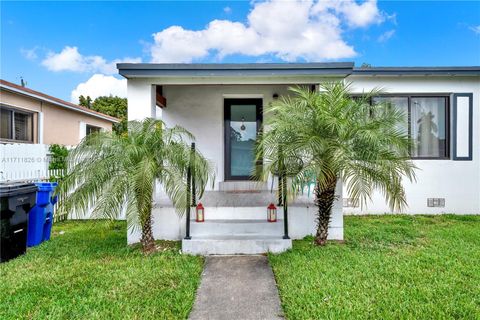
[196,203,205,222]
[267,203,277,222]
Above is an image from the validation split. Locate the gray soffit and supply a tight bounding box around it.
[352,66,480,76]
[117,62,355,78]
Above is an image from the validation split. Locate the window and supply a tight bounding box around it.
[372,97,409,135]
[86,124,101,136]
[0,106,33,142]
[373,96,449,159]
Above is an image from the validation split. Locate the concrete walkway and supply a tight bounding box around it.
[189,256,284,320]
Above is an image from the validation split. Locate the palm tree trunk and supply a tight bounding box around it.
[140,204,156,254]
[314,176,337,246]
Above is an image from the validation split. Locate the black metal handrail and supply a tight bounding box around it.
[191,143,196,207]
[282,171,289,239]
[277,174,283,206]
[277,149,289,239]
[184,142,195,240]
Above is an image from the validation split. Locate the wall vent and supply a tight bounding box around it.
[343,198,359,208]
[427,198,445,207]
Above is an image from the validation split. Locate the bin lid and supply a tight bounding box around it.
[0,182,38,197]
[34,182,58,191]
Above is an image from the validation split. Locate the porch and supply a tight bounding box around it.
[127,182,343,255]
[120,63,348,254]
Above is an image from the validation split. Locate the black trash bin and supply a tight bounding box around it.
[0,182,37,263]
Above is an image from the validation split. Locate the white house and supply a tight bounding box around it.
[117,63,479,254]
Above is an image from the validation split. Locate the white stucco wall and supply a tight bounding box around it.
[127,181,343,244]
[162,84,292,190]
[127,79,156,120]
[125,76,479,222]
[345,76,480,214]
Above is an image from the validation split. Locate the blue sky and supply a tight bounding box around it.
[1,1,479,103]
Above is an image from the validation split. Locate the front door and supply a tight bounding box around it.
[224,98,262,180]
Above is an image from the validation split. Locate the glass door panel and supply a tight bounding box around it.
[224,99,262,180]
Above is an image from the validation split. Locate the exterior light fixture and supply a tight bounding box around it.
[272,93,279,99]
[267,203,277,222]
[196,203,205,222]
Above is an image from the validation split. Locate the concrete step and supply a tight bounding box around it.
[191,219,284,236]
[182,235,292,255]
[218,181,269,192]
[155,190,321,208]
[189,206,286,220]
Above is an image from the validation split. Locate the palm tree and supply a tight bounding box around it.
[256,82,417,245]
[57,118,214,253]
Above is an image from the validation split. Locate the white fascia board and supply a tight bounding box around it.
[130,75,343,85]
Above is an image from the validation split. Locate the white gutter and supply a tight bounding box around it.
[0,84,119,123]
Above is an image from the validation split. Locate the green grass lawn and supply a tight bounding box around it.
[0,221,203,320]
[2,216,479,319]
[269,215,480,319]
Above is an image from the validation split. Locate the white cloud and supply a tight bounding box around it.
[42,46,141,74]
[150,0,386,63]
[330,0,384,28]
[378,29,395,42]
[70,74,126,103]
[20,47,40,60]
[223,6,232,14]
[470,25,480,34]
[386,12,397,25]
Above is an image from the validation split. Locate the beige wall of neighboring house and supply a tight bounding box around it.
[0,80,118,145]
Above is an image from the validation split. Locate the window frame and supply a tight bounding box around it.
[0,105,35,143]
[224,98,263,181]
[370,94,450,160]
[85,124,102,136]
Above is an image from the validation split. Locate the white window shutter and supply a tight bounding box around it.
[452,93,473,160]
[37,112,44,144]
[79,121,86,142]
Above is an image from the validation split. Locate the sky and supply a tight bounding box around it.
[1,1,479,103]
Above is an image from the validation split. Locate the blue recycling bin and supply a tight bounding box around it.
[27,182,58,247]
[43,191,58,242]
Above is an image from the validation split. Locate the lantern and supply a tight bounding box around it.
[196,203,205,222]
[267,203,277,222]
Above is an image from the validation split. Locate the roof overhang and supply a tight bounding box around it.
[352,66,480,77]
[117,62,354,80]
[0,83,119,123]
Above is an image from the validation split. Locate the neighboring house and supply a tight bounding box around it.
[118,63,479,255]
[0,79,119,145]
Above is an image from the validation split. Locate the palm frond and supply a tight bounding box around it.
[256,82,417,211]
[56,118,215,232]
